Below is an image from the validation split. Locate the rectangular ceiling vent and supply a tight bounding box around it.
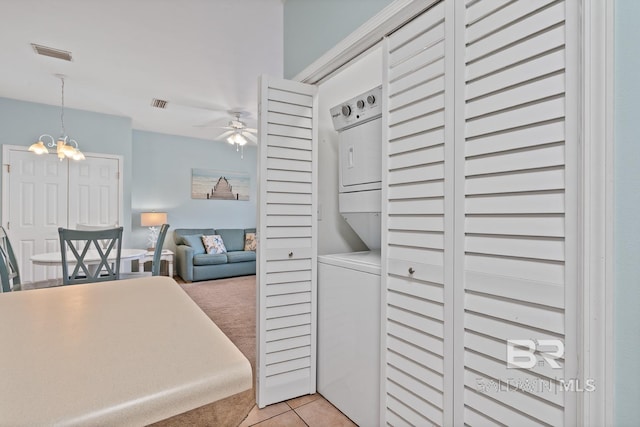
[31,43,73,61]
[151,98,169,109]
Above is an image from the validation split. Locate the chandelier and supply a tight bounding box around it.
[29,75,85,161]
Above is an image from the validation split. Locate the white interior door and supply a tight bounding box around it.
[256,75,318,407]
[68,155,120,228]
[381,0,577,425]
[2,145,123,283]
[4,147,68,283]
[382,2,455,424]
[457,1,576,425]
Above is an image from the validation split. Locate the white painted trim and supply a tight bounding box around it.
[565,0,580,422]
[1,145,12,229]
[293,0,439,85]
[256,75,269,408]
[451,0,467,423]
[579,0,615,425]
[379,36,390,426]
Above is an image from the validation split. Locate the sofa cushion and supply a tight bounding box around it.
[226,251,256,263]
[202,234,227,254]
[182,234,206,255]
[216,229,245,252]
[244,232,257,251]
[174,228,215,245]
[193,253,228,266]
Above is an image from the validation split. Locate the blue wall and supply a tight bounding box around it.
[283,0,394,78]
[0,96,133,241]
[615,1,640,424]
[131,130,257,249]
[0,96,257,252]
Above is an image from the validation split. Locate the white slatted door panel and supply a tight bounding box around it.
[257,75,318,408]
[383,1,453,425]
[461,1,575,425]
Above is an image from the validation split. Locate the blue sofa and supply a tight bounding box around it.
[174,228,256,282]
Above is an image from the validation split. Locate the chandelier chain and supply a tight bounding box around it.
[60,76,65,136]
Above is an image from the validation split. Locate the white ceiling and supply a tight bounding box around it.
[0,0,284,141]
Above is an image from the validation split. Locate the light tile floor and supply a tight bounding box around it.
[239,393,357,427]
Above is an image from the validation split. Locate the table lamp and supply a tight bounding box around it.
[141,212,167,250]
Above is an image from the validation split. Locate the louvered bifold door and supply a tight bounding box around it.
[382,1,455,425]
[256,75,318,408]
[458,1,576,425]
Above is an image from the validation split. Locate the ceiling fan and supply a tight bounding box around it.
[214,111,258,146]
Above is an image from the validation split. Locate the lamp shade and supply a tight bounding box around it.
[141,212,167,227]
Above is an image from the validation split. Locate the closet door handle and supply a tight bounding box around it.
[408,267,415,275]
[288,251,294,258]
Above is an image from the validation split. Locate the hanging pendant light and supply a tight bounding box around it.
[29,74,85,161]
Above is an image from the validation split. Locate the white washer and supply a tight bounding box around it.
[318,250,380,427]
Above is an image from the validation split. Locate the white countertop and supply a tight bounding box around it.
[0,276,252,425]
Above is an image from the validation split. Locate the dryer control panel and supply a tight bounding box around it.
[330,86,382,132]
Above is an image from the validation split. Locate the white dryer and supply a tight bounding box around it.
[318,251,380,427]
[318,86,383,426]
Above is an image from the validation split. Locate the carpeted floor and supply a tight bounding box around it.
[151,275,257,427]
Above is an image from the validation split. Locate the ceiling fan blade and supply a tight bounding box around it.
[242,131,257,143]
[244,128,257,133]
[215,130,234,140]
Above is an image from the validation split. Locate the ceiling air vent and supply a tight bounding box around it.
[151,98,168,109]
[31,43,73,61]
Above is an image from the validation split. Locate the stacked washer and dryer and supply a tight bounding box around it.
[317,86,382,427]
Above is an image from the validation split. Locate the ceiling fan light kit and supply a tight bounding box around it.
[214,110,257,159]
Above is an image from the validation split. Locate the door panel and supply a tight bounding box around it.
[257,75,318,407]
[7,149,67,282]
[68,155,120,228]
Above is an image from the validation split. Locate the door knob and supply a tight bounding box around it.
[408,267,415,275]
[288,251,293,258]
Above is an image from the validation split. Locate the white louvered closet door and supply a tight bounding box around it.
[382,1,455,425]
[459,0,576,425]
[382,0,578,425]
[256,75,318,408]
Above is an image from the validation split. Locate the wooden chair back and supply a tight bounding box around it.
[58,227,123,285]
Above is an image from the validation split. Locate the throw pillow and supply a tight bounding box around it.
[182,234,205,255]
[244,232,257,251]
[202,234,227,254]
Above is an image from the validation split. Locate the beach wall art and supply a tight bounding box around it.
[191,168,250,201]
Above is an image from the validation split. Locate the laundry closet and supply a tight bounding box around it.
[256,0,584,425]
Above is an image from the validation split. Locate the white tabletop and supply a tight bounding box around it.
[0,276,252,425]
[31,248,147,266]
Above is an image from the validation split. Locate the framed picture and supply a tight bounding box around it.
[191,168,250,201]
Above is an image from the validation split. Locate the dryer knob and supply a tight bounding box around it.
[356,99,365,109]
[367,95,376,105]
[341,105,352,117]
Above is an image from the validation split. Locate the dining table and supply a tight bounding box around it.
[31,248,148,279]
[31,248,148,268]
[0,276,252,425]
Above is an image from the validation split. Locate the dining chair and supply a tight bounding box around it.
[58,226,123,285]
[121,224,170,279]
[0,226,21,292]
[76,223,119,249]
